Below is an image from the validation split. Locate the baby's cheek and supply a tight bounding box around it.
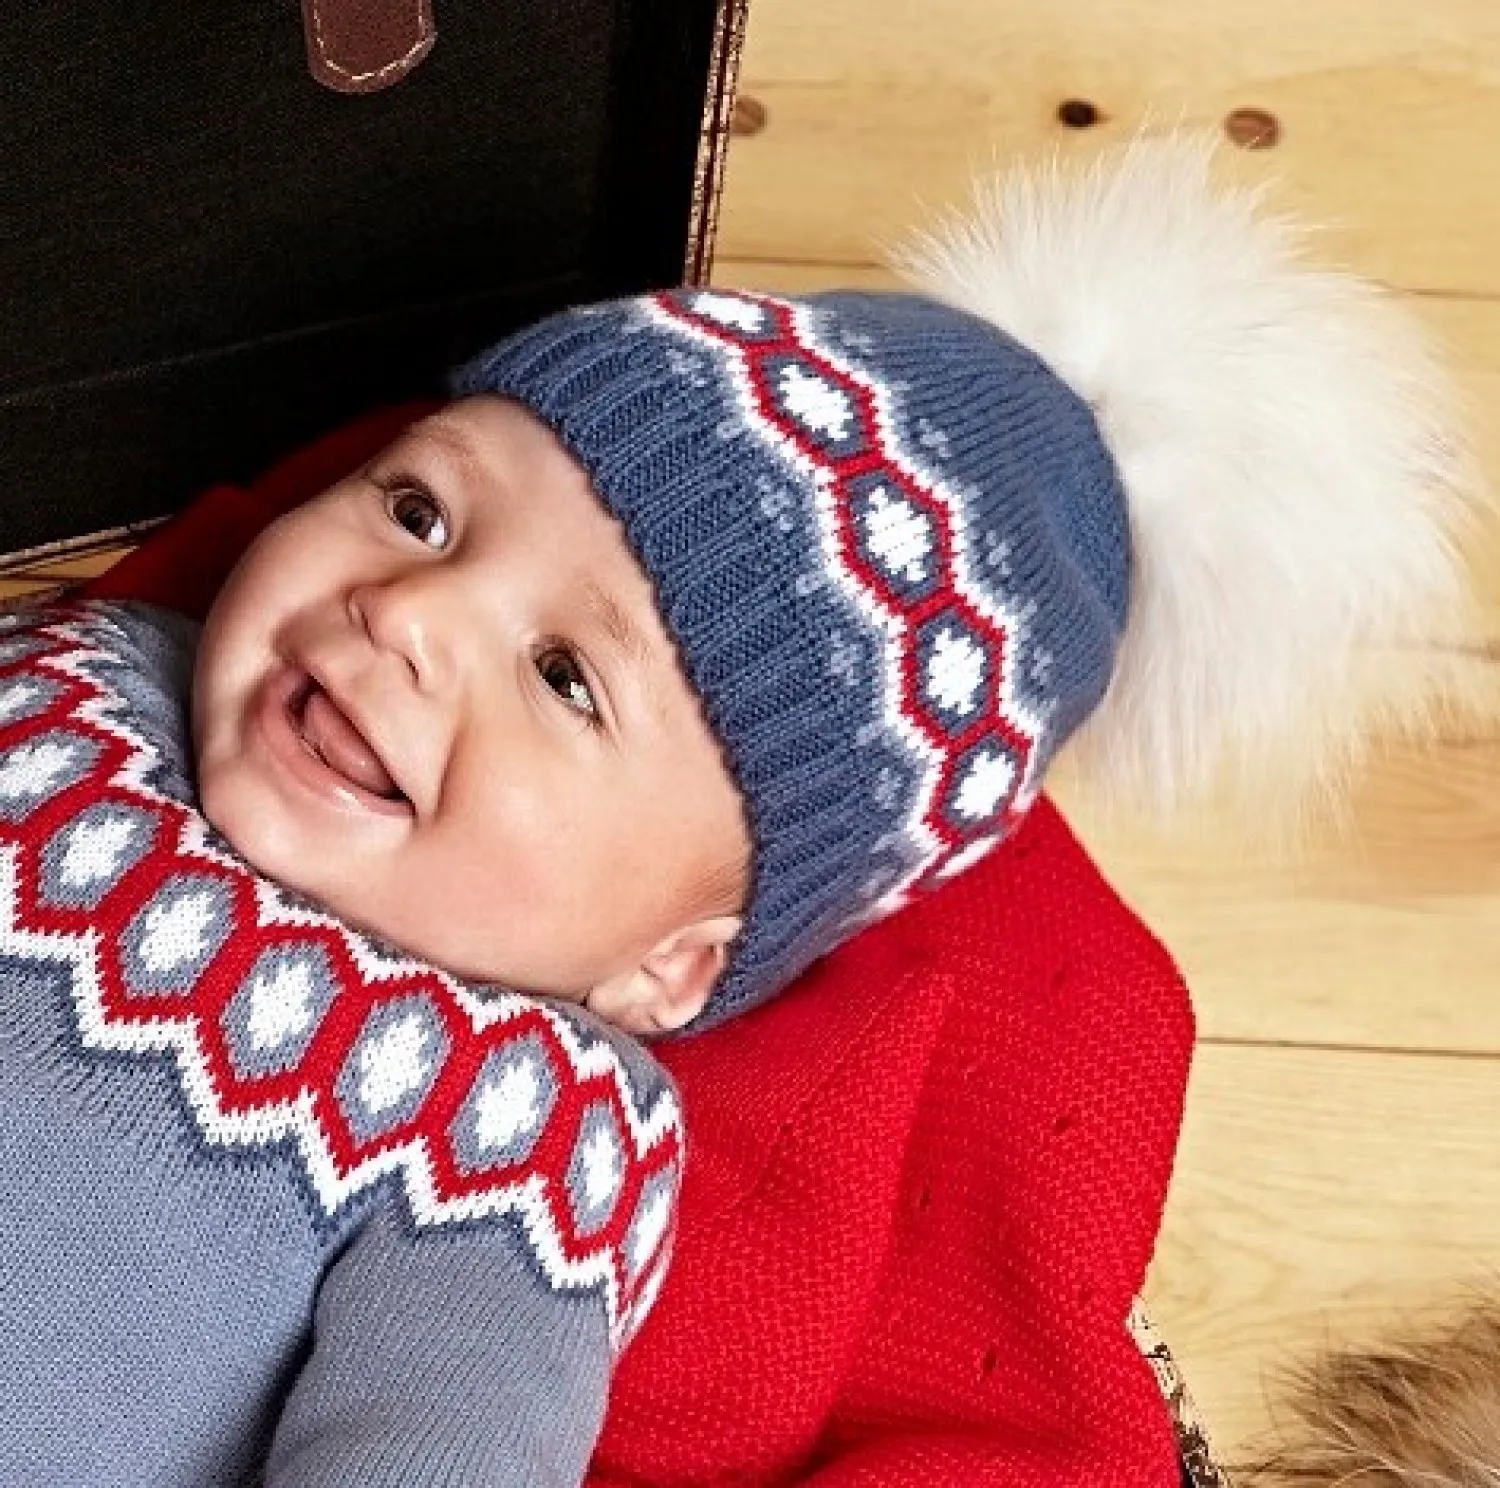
[219,503,342,620]
[417,820,547,935]
[429,763,637,982]
[486,836,621,972]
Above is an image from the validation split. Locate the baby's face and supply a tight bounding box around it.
[193,398,750,1033]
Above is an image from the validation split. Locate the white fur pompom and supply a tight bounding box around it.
[895,135,1483,819]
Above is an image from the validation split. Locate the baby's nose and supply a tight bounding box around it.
[347,574,456,694]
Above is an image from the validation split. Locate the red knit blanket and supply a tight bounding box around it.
[88,406,1192,1487]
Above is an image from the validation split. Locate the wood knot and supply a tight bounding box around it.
[1225,108,1281,149]
[1057,99,1101,130]
[731,95,768,137]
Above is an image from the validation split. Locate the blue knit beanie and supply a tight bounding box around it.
[454,140,1475,1027]
[455,287,1126,1025]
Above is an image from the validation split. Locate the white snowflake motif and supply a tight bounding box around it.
[581,1123,623,1210]
[828,631,860,686]
[0,679,40,723]
[630,1188,673,1272]
[0,737,77,799]
[953,748,1015,823]
[691,290,765,334]
[925,626,987,718]
[473,1059,544,1152]
[916,417,951,459]
[861,487,933,584]
[59,815,137,887]
[981,531,1013,577]
[246,960,316,1052]
[778,363,853,442]
[138,889,218,974]
[357,1011,432,1116]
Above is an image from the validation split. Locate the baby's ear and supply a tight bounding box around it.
[585,916,742,1036]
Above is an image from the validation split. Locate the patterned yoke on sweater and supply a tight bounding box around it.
[0,601,680,1488]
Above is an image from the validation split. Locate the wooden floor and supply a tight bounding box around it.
[707,0,1500,1469]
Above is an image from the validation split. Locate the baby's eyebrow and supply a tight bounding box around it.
[583,580,652,669]
[417,419,487,488]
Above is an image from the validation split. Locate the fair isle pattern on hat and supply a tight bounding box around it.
[0,603,680,1347]
[650,290,1048,904]
[454,284,1129,1023]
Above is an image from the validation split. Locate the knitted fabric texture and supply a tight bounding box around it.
[0,599,679,1486]
[92,408,1199,1488]
[453,289,1130,1023]
[594,797,1193,1488]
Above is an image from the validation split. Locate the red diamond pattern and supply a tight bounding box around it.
[655,291,1042,894]
[0,607,681,1345]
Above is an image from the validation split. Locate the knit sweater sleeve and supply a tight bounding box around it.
[265,1210,613,1488]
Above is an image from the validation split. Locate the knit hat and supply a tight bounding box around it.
[454,136,1478,1027]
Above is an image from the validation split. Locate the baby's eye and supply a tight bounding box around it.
[385,486,450,550]
[536,646,599,722]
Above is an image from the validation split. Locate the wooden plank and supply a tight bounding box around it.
[712,259,895,293]
[6,545,134,582]
[1060,751,1500,1055]
[1145,1041,1500,1464]
[0,519,162,577]
[0,580,64,604]
[0,544,131,604]
[718,0,1500,295]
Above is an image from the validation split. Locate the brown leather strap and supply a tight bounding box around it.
[302,0,435,94]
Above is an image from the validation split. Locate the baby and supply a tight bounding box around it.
[0,137,1477,1487]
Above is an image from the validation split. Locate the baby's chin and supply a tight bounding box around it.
[197,762,378,917]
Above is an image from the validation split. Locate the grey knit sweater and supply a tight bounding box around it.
[0,600,681,1487]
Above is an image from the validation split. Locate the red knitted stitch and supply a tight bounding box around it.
[589,800,1190,1487]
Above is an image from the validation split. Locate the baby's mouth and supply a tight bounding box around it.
[288,676,407,804]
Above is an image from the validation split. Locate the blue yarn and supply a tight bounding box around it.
[454,288,1130,1025]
